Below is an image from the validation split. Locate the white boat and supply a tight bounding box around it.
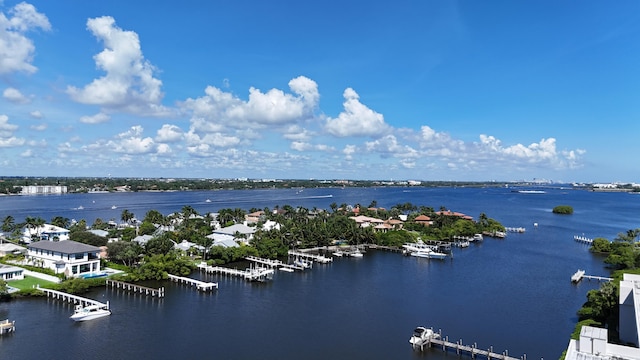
[473,234,484,241]
[111,205,117,209]
[402,241,440,254]
[332,250,344,257]
[70,303,111,322]
[410,249,447,260]
[517,190,546,194]
[279,267,294,272]
[205,199,211,203]
[409,326,440,349]
[350,249,364,258]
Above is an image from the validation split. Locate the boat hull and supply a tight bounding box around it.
[70,310,111,322]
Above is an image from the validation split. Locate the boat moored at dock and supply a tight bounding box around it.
[409,326,440,349]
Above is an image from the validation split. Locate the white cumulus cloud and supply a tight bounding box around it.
[0,2,50,74]
[156,124,184,143]
[3,87,29,103]
[80,112,110,124]
[325,88,390,137]
[66,16,170,116]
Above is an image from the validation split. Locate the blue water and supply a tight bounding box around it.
[0,186,636,359]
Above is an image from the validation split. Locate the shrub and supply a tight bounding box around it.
[552,205,574,214]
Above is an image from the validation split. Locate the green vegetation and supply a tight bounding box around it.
[0,176,522,194]
[566,229,640,354]
[6,275,55,291]
[552,205,573,214]
[2,198,504,294]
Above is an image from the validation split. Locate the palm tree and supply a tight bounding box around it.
[1,216,15,233]
[51,216,70,229]
[121,209,135,224]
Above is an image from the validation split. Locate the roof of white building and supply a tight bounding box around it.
[214,224,255,235]
[28,240,100,254]
[0,264,23,274]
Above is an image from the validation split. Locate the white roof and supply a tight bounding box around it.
[214,224,255,235]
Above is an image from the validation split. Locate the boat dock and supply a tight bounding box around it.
[198,263,275,282]
[413,328,524,360]
[288,250,333,263]
[574,235,593,244]
[245,256,303,272]
[36,285,108,307]
[106,279,165,297]
[505,227,526,233]
[167,274,218,291]
[571,269,612,283]
[0,319,15,335]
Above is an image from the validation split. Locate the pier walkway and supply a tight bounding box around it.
[288,250,333,263]
[413,328,524,360]
[505,227,526,233]
[245,256,302,272]
[36,285,107,307]
[571,269,612,283]
[574,235,593,244]
[167,274,217,291]
[106,279,165,297]
[198,263,275,282]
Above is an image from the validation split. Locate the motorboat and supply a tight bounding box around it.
[409,326,440,349]
[332,250,344,257]
[473,234,484,241]
[70,303,111,322]
[410,249,447,260]
[402,241,439,254]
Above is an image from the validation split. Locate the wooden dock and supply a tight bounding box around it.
[246,256,302,272]
[414,328,524,360]
[288,250,333,263]
[0,319,15,335]
[106,279,165,297]
[574,235,593,244]
[198,263,275,282]
[571,269,612,283]
[36,285,108,307]
[167,274,218,291]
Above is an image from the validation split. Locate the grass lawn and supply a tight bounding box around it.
[9,275,56,291]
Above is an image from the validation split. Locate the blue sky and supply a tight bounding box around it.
[0,1,638,182]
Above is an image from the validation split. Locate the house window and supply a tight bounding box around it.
[72,265,78,274]
[75,253,83,260]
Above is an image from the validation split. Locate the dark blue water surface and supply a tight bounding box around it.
[0,186,637,359]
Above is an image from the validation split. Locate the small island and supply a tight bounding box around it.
[552,205,574,214]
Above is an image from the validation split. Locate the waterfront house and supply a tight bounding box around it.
[174,240,205,254]
[413,215,433,226]
[26,240,102,278]
[208,224,255,245]
[21,223,70,243]
[0,264,24,281]
[349,215,385,229]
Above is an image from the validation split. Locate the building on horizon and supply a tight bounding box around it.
[20,185,67,195]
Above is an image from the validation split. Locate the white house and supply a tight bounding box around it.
[210,224,256,245]
[0,264,24,281]
[26,240,102,278]
[22,224,70,243]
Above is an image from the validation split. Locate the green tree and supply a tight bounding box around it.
[590,238,612,253]
[107,241,143,267]
[51,216,70,229]
[2,216,15,233]
[121,209,135,224]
